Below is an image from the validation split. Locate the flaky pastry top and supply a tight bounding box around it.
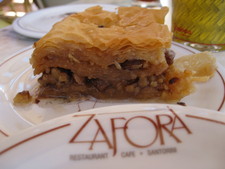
[34,6,172,51]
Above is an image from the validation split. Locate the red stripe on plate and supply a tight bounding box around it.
[216,70,225,111]
[0,130,9,137]
[186,114,225,126]
[0,123,70,156]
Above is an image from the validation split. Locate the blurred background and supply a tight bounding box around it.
[0,0,169,29]
[0,0,34,28]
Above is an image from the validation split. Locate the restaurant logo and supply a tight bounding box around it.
[69,108,192,156]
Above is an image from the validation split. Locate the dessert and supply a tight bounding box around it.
[27,6,216,102]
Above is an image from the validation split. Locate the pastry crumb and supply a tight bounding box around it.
[177,102,186,106]
[13,91,33,105]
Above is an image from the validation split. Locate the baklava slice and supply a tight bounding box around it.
[30,6,216,102]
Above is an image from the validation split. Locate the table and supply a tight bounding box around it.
[0,26,36,61]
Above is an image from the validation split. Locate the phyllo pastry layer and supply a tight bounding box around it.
[30,6,216,101]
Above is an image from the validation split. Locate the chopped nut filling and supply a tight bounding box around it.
[36,65,172,100]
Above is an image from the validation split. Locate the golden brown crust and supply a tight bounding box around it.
[34,6,171,50]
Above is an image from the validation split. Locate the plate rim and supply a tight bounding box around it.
[12,3,119,39]
[2,103,225,139]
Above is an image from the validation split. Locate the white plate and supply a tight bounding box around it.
[1,104,225,169]
[12,4,118,39]
[0,42,225,141]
